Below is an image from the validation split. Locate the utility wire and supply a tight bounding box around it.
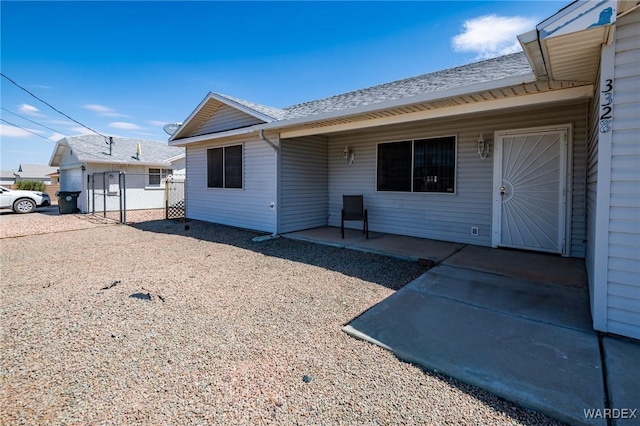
[1,72,107,139]
[0,106,69,136]
[0,118,56,141]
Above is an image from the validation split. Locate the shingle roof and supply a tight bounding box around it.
[0,170,18,178]
[16,164,58,179]
[209,52,532,123]
[281,52,532,119]
[213,93,288,121]
[56,135,184,166]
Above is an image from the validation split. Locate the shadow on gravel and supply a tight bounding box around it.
[130,219,427,291]
[130,219,558,425]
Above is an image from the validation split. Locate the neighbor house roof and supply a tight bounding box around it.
[50,135,185,167]
[0,170,18,179]
[16,164,58,179]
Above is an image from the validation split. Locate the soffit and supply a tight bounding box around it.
[544,27,610,82]
[273,80,590,136]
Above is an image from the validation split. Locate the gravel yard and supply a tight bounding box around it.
[1,213,562,425]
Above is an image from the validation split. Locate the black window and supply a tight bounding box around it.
[413,137,455,193]
[207,145,243,189]
[377,141,412,191]
[377,136,455,193]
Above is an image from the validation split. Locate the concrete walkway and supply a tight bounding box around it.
[283,227,640,425]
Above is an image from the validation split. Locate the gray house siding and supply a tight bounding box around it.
[192,105,264,136]
[185,137,277,233]
[279,136,329,233]
[326,102,588,254]
[586,73,601,318]
[607,9,640,339]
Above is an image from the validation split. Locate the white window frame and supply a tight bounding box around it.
[147,168,172,188]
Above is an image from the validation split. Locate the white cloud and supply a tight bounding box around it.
[0,123,41,137]
[147,120,169,126]
[70,126,92,134]
[18,103,44,116]
[84,104,113,113]
[109,122,144,130]
[452,15,537,59]
[84,104,128,118]
[48,132,66,142]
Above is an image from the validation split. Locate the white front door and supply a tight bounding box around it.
[492,127,568,254]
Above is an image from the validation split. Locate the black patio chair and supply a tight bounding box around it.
[341,195,368,239]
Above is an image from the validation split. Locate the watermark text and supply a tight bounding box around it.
[584,408,637,419]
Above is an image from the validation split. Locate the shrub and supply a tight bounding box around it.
[15,180,46,192]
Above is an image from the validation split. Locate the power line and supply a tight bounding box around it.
[0,118,56,142]
[0,106,69,136]
[1,72,107,139]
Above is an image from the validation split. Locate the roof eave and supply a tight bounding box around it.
[170,92,276,142]
[169,126,255,147]
[518,30,548,79]
[49,141,68,167]
[528,0,618,83]
[80,158,173,167]
[258,71,538,132]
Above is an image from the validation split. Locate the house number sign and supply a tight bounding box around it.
[600,78,613,133]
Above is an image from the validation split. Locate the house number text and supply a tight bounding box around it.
[600,78,613,133]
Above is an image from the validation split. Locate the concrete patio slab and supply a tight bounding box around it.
[409,264,593,332]
[442,245,588,288]
[344,266,606,425]
[602,337,640,425]
[283,226,464,262]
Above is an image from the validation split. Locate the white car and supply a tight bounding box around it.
[0,185,51,214]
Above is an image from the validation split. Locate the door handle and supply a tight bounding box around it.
[500,186,506,196]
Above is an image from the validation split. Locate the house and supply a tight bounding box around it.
[0,164,59,186]
[169,0,639,340]
[14,163,58,184]
[49,135,185,213]
[0,170,18,186]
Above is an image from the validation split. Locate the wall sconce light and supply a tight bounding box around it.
[81,165,86,172]
[477,133,490,160]
[343,145,354,165]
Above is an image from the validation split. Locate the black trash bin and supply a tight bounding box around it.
[57,191,81,214]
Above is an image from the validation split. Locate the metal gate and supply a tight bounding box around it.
[88,172,185,223]
[165,175,185,220]
[88,172,126,223]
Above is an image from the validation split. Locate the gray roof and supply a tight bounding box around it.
[55,135,184,166]
[214,93,288,121]
[213,52,532,122]
[0,170,18,178]
[16,164,58,179]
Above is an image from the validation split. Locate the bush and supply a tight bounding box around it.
[15,180,46,192]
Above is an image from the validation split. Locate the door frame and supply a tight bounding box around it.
[491,124,573,256]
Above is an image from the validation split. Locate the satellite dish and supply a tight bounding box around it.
[163,123,182,135]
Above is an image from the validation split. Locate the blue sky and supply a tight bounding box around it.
[0,0,568,170]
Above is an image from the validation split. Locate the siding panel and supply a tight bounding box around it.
[185,137,277,233]
[280,136,329,233]
[607,9,640,339]
[193,105,263,136]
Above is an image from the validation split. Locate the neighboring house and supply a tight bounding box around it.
[46,171,60,185]
[50,135,185,213]
[14,164,58,184]
[0,170,18,186]
[170,1,639,340]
